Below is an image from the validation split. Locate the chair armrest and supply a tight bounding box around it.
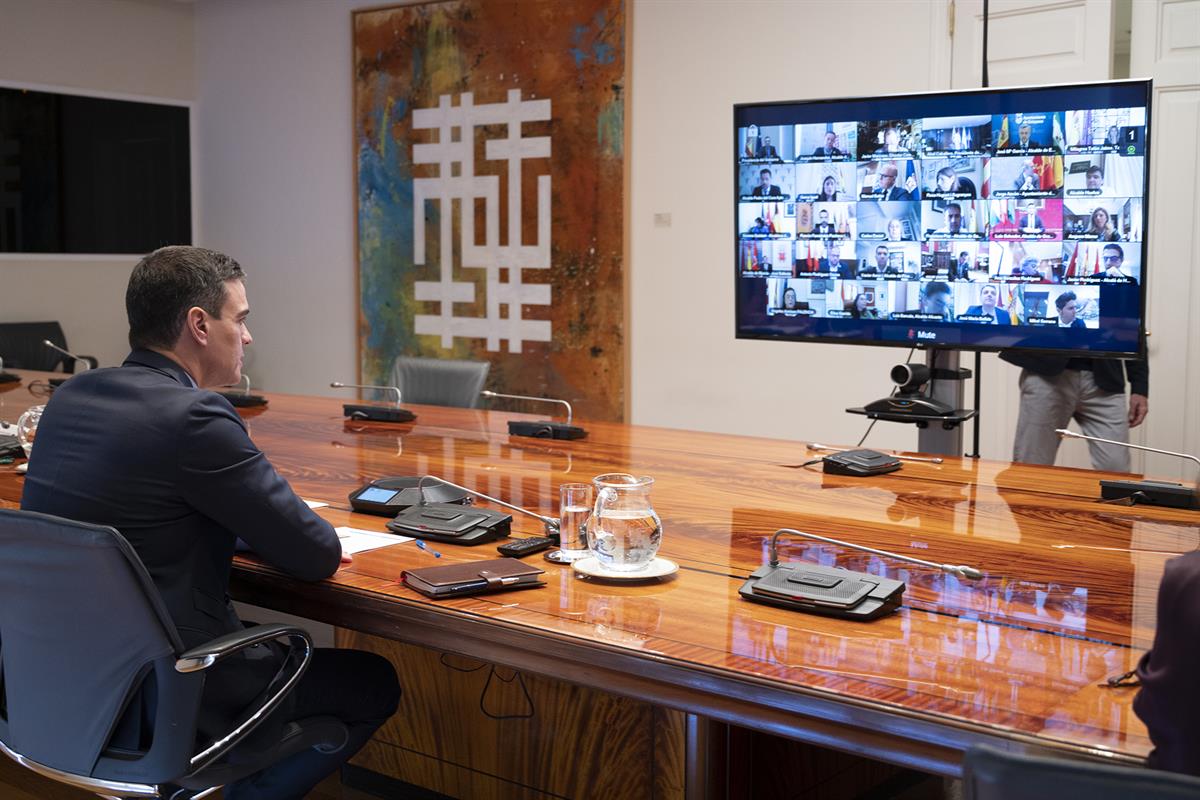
[174,624,315,776]
[175,622,305,673]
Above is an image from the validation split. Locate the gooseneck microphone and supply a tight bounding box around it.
[481,390,573,424]
[416,474,559,536]
[43,339,92,372]
[331,381,402,407]
[330,381,414,423]
[480,390,586,440]
[768,528,984,580]
[1056,429,1200,509]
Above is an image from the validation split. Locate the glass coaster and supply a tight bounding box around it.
[544,548,589,564]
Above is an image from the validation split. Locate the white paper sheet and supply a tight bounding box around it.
[334,526,411,555]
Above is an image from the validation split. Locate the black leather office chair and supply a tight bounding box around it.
[0,509,348,799]
[390,355,490,408]
[963,745,1200,799]
[0,321,97,372]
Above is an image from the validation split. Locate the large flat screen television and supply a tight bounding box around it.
[734,80,1150,357]
[0,85,191,255]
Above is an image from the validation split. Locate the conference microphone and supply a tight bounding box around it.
[1055,428,1200,510]
[330,381,415,423]
[43,339,92,373]
[217,374,268,408]
[480,390,586,440]
[739,528,982,621]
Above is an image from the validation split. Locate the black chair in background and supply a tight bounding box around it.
[0,509,348,799]
[963,745,1200,799]
[0,321,97,372]
[390,355,490,408]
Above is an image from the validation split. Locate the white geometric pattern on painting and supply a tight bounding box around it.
[412,90,552,353]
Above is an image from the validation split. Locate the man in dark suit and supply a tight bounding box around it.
[1008,123,1040,150]
[751,168,782,196]
[756,135,779,159]
[811,130,843,158]
[21,246,400,799]
[1135,550,1200,777]
[819,245,854,278]
[812,209,836,237]
[874,163,914,201]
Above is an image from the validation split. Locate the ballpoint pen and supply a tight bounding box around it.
[414,540,442,558]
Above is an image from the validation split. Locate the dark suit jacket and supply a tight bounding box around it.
[880,186,914,201]
[962,306,1012,324]
[811,146,843,157]
[999,352,1149,396]
[21,349,341,738]
[1135,550,1200,776]
[812,222,836,236]
[751,185,782,196]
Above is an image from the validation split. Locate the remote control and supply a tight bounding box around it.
[497,536,555,558]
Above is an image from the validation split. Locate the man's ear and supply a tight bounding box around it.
[183,306,209,346]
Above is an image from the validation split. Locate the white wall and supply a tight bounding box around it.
[195,0,362,396]
[0,0,194,369]
[629,0,952,454]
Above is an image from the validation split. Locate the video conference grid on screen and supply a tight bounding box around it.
[735,81,1149,355]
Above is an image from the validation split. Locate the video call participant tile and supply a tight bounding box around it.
[739,124,791,162]
[794,122,857,162]
[1064,107,1146,156]
[1062,198,1142,242]
[739,239,794,275]
[793,239,857,279]
[1023,285,1102,329]
[1062,154,1144,198]
[795,201,856,240]
[738,201,795,239]
[858,119,923,160]
[922,157,985,200]
[991,112,1063,155]
[989,198,1063,242]
[988,241,1064,283]
[857,159,921,200]
[1063,241,1140,285]
[922,200,987,241]
[858,242,920,279]
[921,115,992,157]
[987,155,1064,199]
[793,161,856,202]
[738,164,795,198]
[922,241,986,281]
[858,201,921,242]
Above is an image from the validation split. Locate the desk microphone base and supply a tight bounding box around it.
[218,392,268,408]
[343,403,416,423]
[1099,479,1200,510]
[739,563,905,621]
[0,372,19,384]
[507,420,587,440]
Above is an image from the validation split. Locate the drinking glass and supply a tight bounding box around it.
[557,483,592,561]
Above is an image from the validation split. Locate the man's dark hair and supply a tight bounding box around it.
[925,281,951,298]
[1086,165,1104,177]
[1055,290,1077,311]
[946,202,962,214]
[760,169,772,178]
[1103,243,1124,260]
[126,246,245,350]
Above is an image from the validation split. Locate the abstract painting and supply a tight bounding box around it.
[353,0,626,421]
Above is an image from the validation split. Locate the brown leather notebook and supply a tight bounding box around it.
[402,558,546,599]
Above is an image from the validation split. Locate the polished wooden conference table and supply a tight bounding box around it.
[3,370,1196,791]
